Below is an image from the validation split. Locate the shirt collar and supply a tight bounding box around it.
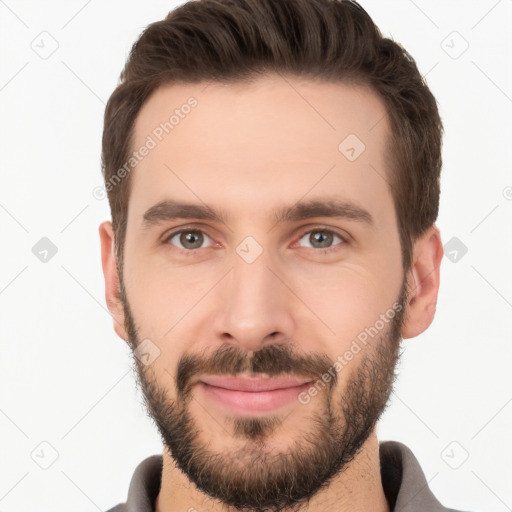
[379,440,448,511]
[121,441,448,512]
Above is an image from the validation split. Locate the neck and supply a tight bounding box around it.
[155,431,390,512]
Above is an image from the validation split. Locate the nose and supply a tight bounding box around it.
[211,248,296,352]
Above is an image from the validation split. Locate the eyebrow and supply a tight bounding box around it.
[141,198,374,229]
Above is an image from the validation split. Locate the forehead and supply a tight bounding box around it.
[129,75,393,228]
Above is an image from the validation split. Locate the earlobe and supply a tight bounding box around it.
[401,225,444,339]
[99,220,128,341]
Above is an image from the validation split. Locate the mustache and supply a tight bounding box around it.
[176,342,337,399]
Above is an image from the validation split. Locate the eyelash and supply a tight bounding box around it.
[162,226,349,255]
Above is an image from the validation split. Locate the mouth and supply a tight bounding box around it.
[197,375,315,415]
[200,375,314,391]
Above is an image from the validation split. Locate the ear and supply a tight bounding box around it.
[99,220,128,341]
[401,224,444,339]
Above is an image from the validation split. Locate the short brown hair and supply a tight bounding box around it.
[102,0,443,275]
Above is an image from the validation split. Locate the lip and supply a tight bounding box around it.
[199,375,313,392]
[197,375,315,415]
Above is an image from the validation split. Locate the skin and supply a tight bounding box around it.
[99,75,443,512]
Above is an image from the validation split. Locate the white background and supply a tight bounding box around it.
[0,1,511,511]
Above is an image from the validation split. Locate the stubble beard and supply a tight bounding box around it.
[120,275,408,512]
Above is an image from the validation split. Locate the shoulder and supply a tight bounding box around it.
[105,505,126,512]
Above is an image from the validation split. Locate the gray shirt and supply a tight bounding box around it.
[107,441,472,512]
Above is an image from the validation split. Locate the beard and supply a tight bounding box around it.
[119,275,409,512]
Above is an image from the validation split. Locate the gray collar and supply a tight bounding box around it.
[112,441,460,512]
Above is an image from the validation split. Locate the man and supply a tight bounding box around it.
[99,0,469,511]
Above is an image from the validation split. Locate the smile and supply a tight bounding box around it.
[197,375,314,415]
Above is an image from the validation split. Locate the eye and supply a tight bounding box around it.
[165,229,213,251]
[162,226,347,254]
[296,228,347,251]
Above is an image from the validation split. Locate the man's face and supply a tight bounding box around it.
[114,76,410,510]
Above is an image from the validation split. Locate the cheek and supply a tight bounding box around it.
[289,262,399,353]
[123,246,214,335]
